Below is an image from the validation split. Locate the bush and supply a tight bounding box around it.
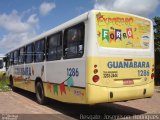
[0,72,11,92]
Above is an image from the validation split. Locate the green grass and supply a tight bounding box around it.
[0,72,11,92]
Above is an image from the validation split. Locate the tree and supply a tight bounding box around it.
[153,17,160,85]
[154,17,160,40]
[154,17,160,52]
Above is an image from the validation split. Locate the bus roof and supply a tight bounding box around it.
[5,10,152,54]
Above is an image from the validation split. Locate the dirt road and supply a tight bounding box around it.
[0,88,160,120]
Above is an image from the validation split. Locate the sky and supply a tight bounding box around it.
[0,0,160,55]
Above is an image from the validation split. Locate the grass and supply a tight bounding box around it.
[0,72,11,92]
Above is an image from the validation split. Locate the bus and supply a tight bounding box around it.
[5,10,154,104]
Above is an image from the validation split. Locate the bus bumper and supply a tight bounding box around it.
[86,81,154,104]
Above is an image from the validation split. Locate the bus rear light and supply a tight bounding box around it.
[92,75,99,82]
[94,69,98,74]
[94,65,97,68]
[151,73,154,79]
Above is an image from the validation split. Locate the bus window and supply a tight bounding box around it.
[35,39,45,62]
[46,32,62,61]
[10,52,14,65]
[14,50,19,65]
[19,47,25,64]
[5,54,9,69]
[63,23,84,59]
[26,43,34,63]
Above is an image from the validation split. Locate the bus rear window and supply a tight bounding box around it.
[96,12,151,49]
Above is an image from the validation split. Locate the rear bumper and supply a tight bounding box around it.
[86,81,154,104]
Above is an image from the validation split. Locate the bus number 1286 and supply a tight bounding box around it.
[138,70,149,76]
[67,68,79,77]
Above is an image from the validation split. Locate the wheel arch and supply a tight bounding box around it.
[9,74,13,79]
[9,74,13,84]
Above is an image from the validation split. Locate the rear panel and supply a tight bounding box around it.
[87,57,154,88]
[86,11,154,104]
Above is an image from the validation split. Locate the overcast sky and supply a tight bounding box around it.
[0,0,160,55]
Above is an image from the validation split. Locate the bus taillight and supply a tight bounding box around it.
[151,65,154,80]
[93,64,99,82]
[94,69,98,74]
[151,73,154,79]
[94,65,97,68]
[92,75,99,82]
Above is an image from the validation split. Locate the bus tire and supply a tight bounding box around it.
[9,76,17,91]
[35,81,45,104]
[9,76,14,89]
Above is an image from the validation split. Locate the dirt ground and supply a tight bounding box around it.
[0,88,160,120]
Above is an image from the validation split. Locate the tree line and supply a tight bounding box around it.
[154,16,160,85]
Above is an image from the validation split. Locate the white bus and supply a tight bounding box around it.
[5,10,154,104]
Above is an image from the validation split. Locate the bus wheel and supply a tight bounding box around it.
[36,82,45,104]
[9,76,14,89]
[9,76,17,91]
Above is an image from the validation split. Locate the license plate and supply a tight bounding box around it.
[123,79,134,85]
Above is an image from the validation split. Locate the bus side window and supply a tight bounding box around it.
[6,54,9,69]
[46,32,62,61]
[10,52,14,66]
[4,54,8,69]
[19,47,25,64]
[35,39,45,62]
[63,22,85,59]
[25,43,34,63]
[14,50,19,65]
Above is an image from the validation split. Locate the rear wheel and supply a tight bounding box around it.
[9,75,17,91]
[9,76,14,89]
[35,82,45,104]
